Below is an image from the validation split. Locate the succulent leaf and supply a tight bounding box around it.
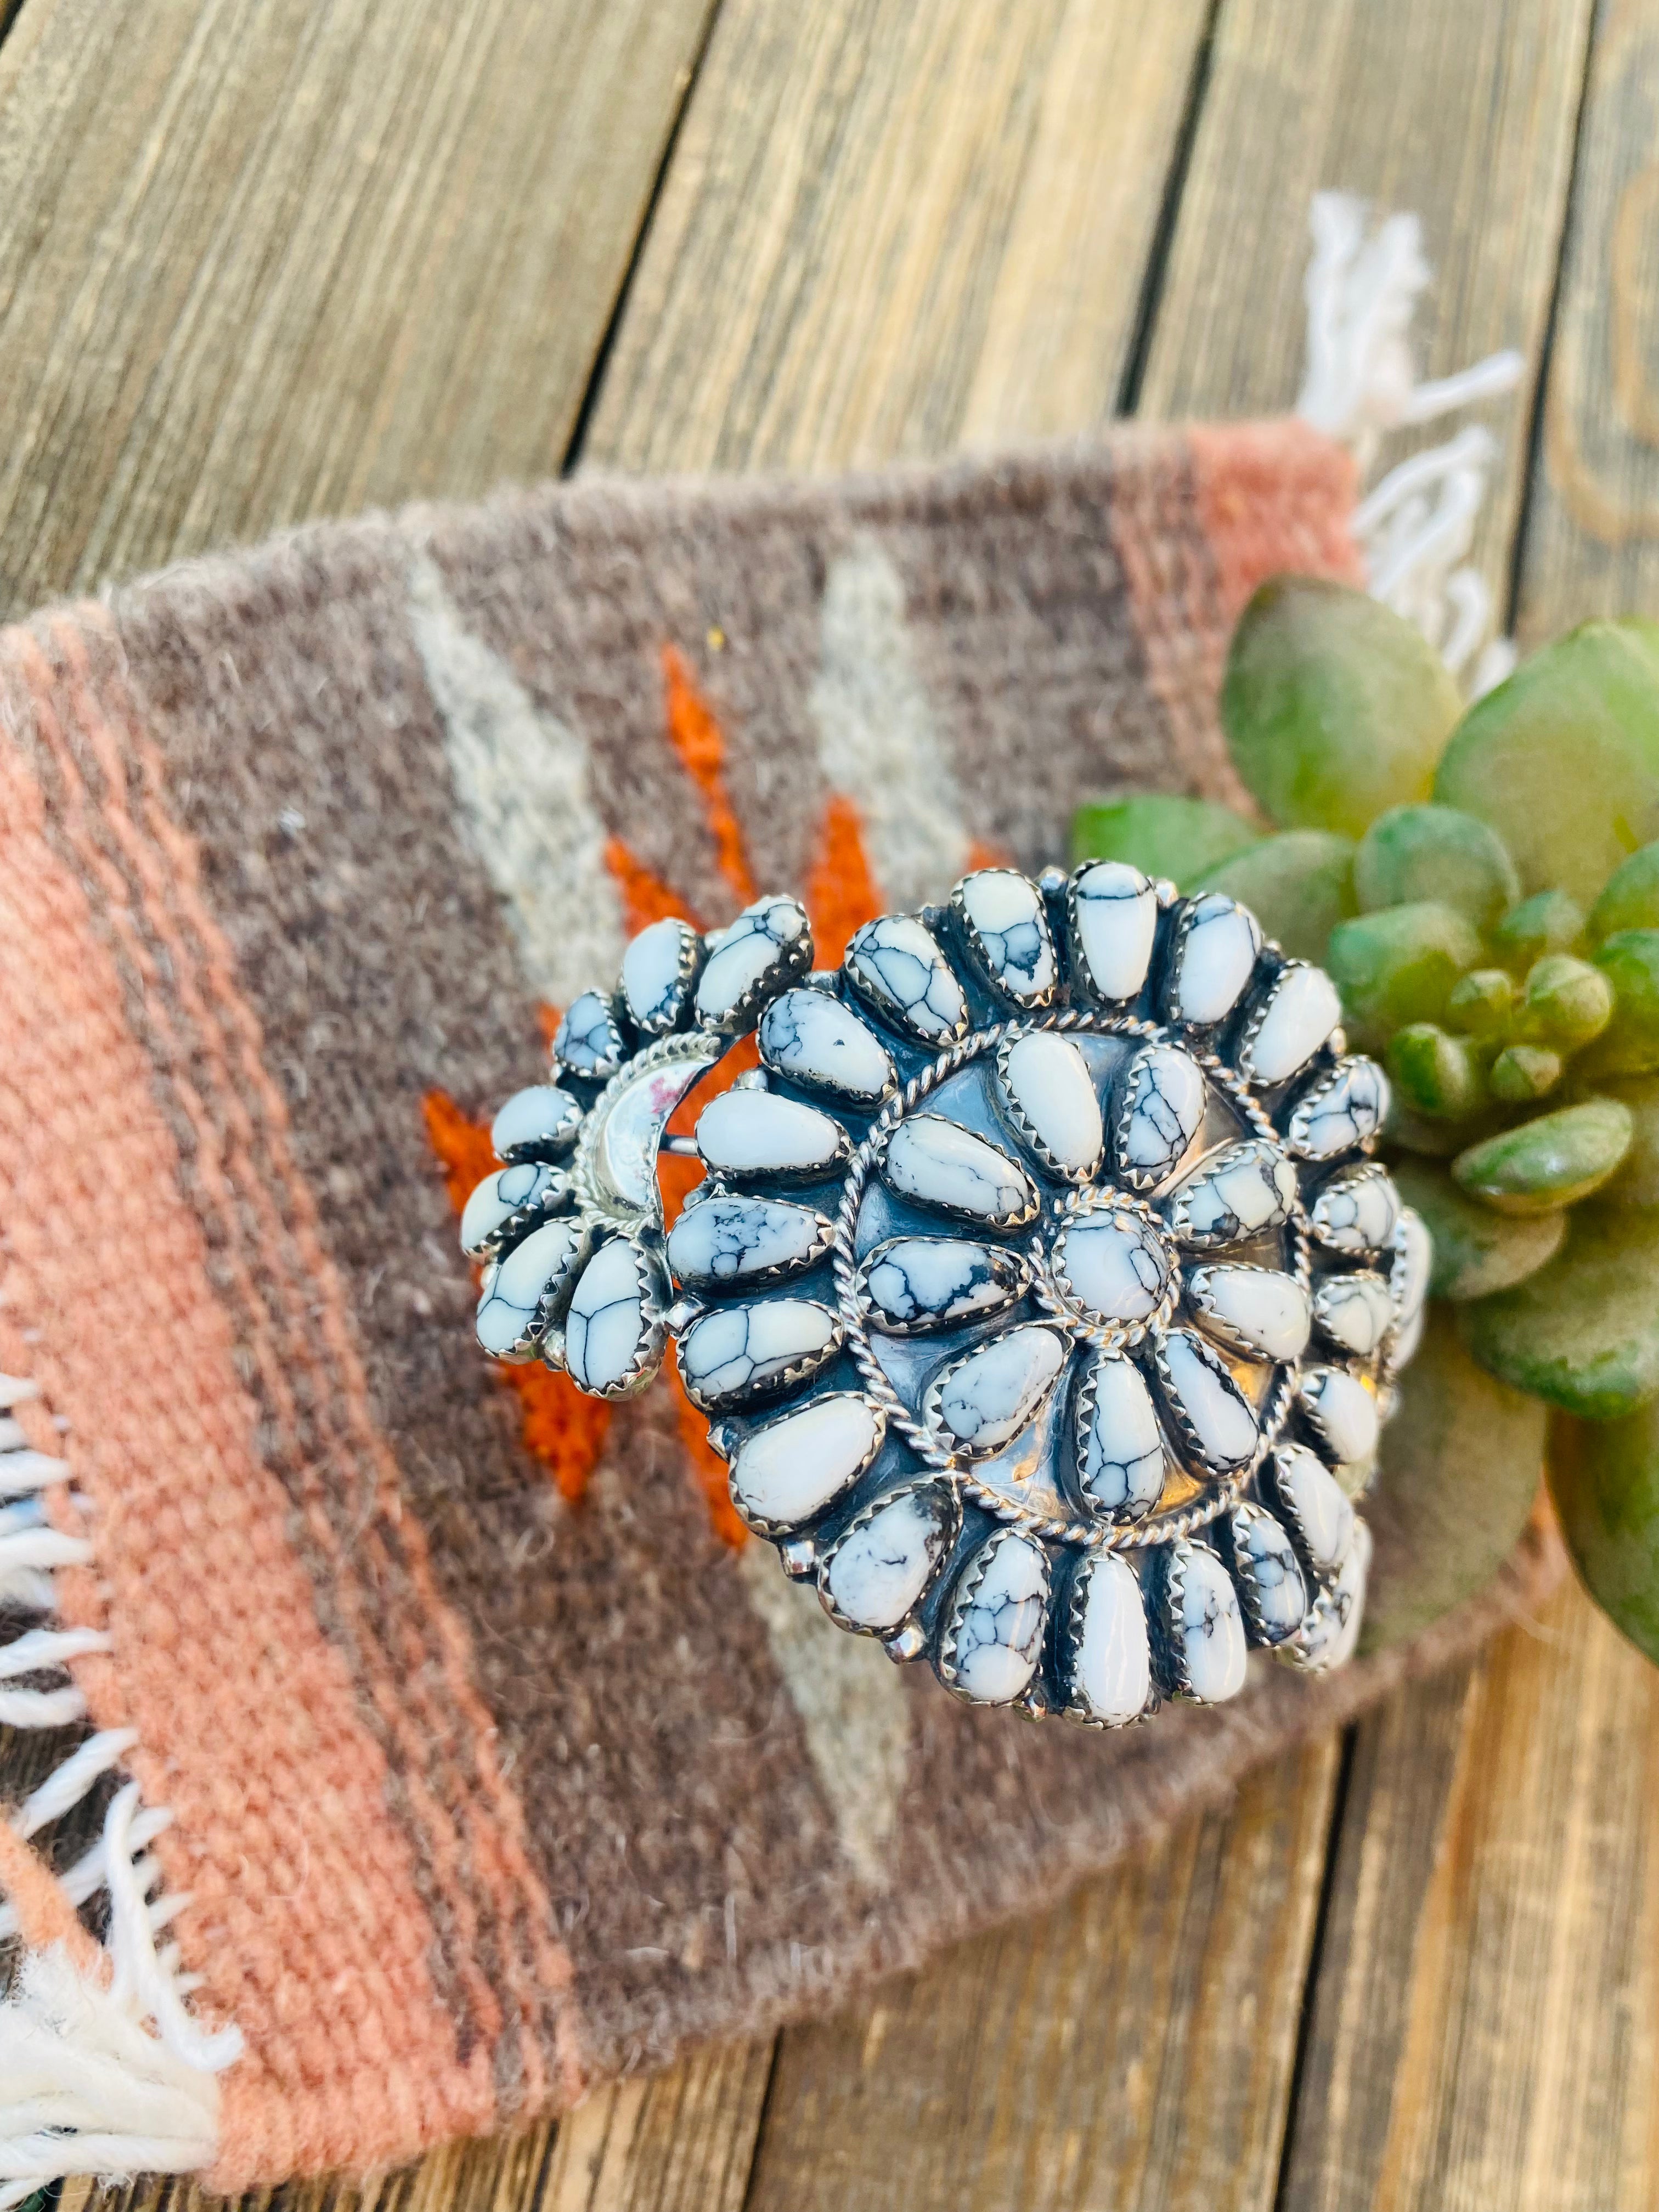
[1354,803,1521,932]
[1386,1024,1483,1120]
[1068,793,1257,884]
[1595,1076,1659,1210]
[1446,966,1516,1041]
[1392,1155,1566,1299]
[1488,1043,1564,1103]
[1325,900,1482,1050]
[1588,839,1659,943]
[1492,889,1586,972]
[1461,1206,1659,1417]
[1451,1098,1632,1216]
[1516,954,1614,1051]
[1550,1405,1659,1666]
[1221,578,1462,838]
[1586,929,1659,1075]
[1191,829,1357,961]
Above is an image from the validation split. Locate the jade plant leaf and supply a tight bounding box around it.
[1451,1098,1632,1216]
[1434,618,1659,905]
[1360,1316,1545,1653]
[1392,1154,1566,1299]
[1588,839,1659,943]
[1068,793,1257,883]
[1190,828,1357,961]
[1325,900,1482,1049]
[1221,578,1462,838]
[1550,1404,1659,1666]
[1461,1206,1659,1417]
[1353,803,1521,932]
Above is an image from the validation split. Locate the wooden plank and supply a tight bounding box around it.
[582,0,1212,471]
[0,0,717,613]
[744,1739,1341,2212]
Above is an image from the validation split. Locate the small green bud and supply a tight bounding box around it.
[1221,578,1462,838]
[1517,954,1614,1052]
[1589,928,1659,1075]
[1192,830,1357,963]
[1488,1043,1564,1102]
[1492,889,1586,972]
[1446,966,1516,1040]
[1452,1098,1633,1216]
[1068,794,1256,884]
[1588,839,1659,943]
[1325,900,1483,1051]
[1386,1024,1484,1119]
[1353,804,1521,933]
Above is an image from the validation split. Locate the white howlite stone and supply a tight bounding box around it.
[490,1083,583,1163]
[1070,861,1158,1001]
[695,896,810,1026]
[928,1324,1068,1458]
[1300,1365,1380,1470]
[695,1090,848,1180]
[859,1237,1026,1335]
[1189,1263,1312,1361]
[1390,1207,1432,1333]
[728,1393,884,1531]
[1313,1271,1396,1357]
[1170,895,1262,1026]
[1158,1328,1260,1471]
[1296,1521,1370,1671]
[475,1218,583,1358]
[667,1194,829,1286]
[845,915,967,1041]
[759,988,895,1103]
[554,989,627,1079]
[883,1114,1037,1226]
[1076,1352,1166,1521]
[1167,1541,1248,1702]
[620,916,697,1034]
[1271,1442,1355,1575]
[1166,1140,1298,1248]
[564,1236,659,1396]
[1388,1299,1426,1375]
[1311,1164,1401,1254]
[942,1530,1049,1703]
[1069,1553,1153,1724]
[956,870,1056,1002]
[1114,1043,1207,1192]
[998,1030,1103,1178]
[824,1488,954,1630]
[1242,962,1342,1084]
[460,1160,566,1260]
[678,1296,841,1410]
[1054,1207,1175,1327]
[1229,1505,1308,1645]
[1286,1056,1390,1160]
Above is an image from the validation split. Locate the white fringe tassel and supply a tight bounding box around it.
[0,1377,242,2208]
[1297,190,1525,695]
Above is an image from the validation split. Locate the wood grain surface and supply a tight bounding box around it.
[7,0,1657,2204]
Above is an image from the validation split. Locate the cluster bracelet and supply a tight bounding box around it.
[456,862,1426,1729]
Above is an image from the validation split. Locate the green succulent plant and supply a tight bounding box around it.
[1071,581,1659,1667]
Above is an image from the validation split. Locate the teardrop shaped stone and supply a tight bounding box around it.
[695,896,812,1030]
[475,1218,584,1359]
[955,870,1057,1003]
[1157,1327,1260,1471]
[1285,1055,1390,1159]
[460,1160,569,1261]
[1114,1042,1207,1191]
[759,988,896,1103]
[1069,861,1158,1001]
[1300,1364,1381,1469]
[1165,1140,1299,1248]
[1189,1263,1311,1361]
[1053,1206,1175,1327]
[563,1236,664,1398]
[1294,1522,1369,1671]
[926,1324,1068,1459]
[845,915,967,1041]
[997,1029,1103,1179]
[667,1193,831,1286]
[822,1486,957,1631]
[726,1393,885,1532]
[1310,1163,1400,1254]
[1229,1503,1308,1646]
[1268,1441,1356,1575]
[620,916,699,1036]
[883,1115,1038,1226]
[1313,1271,1396,1357]
[857,1237,1028,1335]
[695,1090,848,1181]
[1389,1206,1432,1339]
[1168,894,1263,1026]
[490,1084,583,1164]
[1066,1552,1153,1725]
[1240,961,1342,1084]
[938,1529,1051,1703]
[1075,1351,1166,1521]
[554,990,628,1080]
[677,1296,842,1412]
[1160,1539,1248,1702]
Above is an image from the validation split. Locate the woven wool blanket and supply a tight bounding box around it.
[0,422,1561,2196]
